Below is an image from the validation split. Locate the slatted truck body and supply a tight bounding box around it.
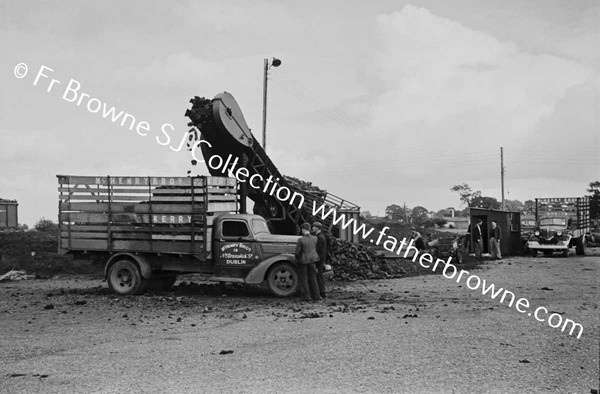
[58,175,302,296]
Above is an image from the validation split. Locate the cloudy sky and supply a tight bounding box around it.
[1,0,598,225]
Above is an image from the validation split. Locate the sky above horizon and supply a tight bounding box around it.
[1,0,598,226]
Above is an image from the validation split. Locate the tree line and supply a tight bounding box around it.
[366,181,600,228]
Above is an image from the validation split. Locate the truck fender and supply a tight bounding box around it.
[104,253,152,279]
[245,253,296,284]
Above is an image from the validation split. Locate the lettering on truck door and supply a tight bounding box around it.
[214,220,257,279]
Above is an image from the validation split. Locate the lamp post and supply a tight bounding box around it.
[262,57,281,151]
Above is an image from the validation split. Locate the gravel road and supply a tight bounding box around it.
[1,252,598,393]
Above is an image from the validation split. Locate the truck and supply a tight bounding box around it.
[527,197,590,257]
[58,174,309,296]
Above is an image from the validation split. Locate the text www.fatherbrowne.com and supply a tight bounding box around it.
[201,150,585,339]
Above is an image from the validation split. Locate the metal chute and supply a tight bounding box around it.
[185,92,360,236]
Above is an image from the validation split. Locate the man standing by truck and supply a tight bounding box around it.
[489,220,502,260]
[312,222,328,299]
[295,223,321,301]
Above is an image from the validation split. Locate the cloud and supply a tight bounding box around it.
[172,0,301,35]
[116,51,228,89]
[364,6,591,133]
[346,5,596,181]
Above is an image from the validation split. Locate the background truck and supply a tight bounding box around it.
[58,174,307,296]
[527,197,590,257]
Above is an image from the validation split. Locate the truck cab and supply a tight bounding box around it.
[527,216,586,257]
[211,214,301,296]
[527,197,590,257]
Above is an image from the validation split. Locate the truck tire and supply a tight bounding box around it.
[530,249,538,257]
[107,259,147,295]
[562,249,569,257]
[543,250,553,257]
[267,262,298,297]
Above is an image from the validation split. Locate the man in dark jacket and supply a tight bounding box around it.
[295,223,321,301]
[489,220,502,259]
[312,222,328,299]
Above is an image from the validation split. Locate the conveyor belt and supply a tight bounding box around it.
[185,92,359,235]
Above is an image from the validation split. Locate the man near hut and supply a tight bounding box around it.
[312,222,328,299]
[489,220,502,260]
[295,223,321,301]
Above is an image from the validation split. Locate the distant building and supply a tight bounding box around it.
[442,216,469,230]
[0,199,18,230]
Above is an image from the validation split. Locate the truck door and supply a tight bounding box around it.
[214,219,257,279]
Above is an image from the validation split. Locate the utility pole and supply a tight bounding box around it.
[404,202,408,223]
[262,59,268,151]
[501,147,505,210]
[262,57,282,151]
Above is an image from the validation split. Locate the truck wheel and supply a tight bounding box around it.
[543,250,553,257]
[107,260,146,295]
[530,249,538,257]
[267,262,298,297]
[562,249,569,257]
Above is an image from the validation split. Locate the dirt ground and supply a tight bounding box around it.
[0,251,598,393]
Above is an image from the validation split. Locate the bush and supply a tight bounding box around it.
[434,218,447,227]
[34,217,59,236]
[422,219,436,228]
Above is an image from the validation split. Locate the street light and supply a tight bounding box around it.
[262,57,281,151]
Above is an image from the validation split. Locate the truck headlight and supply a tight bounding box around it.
[556,231,562,237]
[535,231,540,236]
